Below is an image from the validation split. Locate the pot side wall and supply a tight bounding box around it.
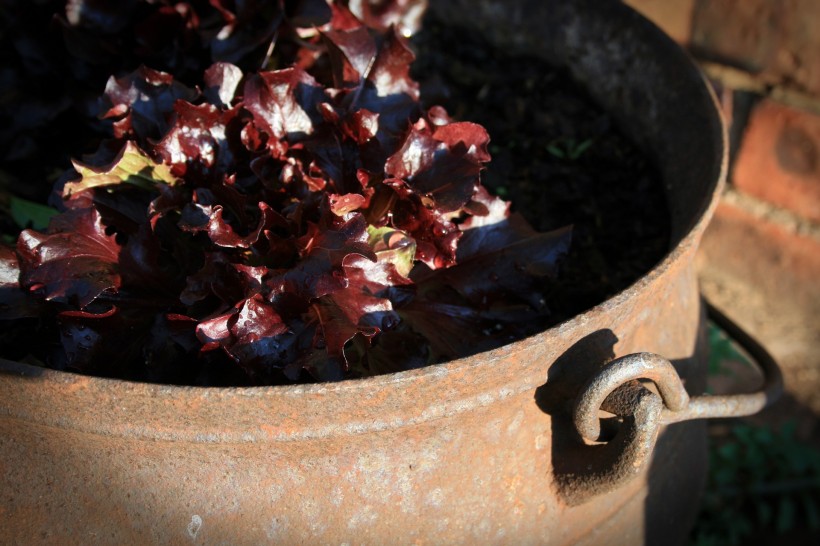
[0,243,706,545]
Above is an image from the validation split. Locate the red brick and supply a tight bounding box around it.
[690,0,820,96]
[624,0,696,44]
[732,99,820,223]
[698,201,820,298]
[696,200,820,421]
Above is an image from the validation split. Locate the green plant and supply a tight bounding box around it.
[545,137,594,161]
[691,421,820,545]
[692,322,820,545]
[707,320,749,378]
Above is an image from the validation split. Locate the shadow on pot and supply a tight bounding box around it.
[535,322,708,545]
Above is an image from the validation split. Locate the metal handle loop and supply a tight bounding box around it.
[574,353,687,443]
[574,302,783,444]
[560,301,785,504]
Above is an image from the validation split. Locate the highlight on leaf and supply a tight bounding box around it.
[65,142,179,198]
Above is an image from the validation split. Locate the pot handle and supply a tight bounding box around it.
[566,299,783,503]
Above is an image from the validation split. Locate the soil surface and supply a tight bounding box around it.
[411,18,671,324]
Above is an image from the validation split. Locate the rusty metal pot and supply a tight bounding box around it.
[0,1,781,544]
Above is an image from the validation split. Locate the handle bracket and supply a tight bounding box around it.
[565,300,783,504]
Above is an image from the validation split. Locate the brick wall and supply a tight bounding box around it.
[624,0,820,211]
[625,0,820,433]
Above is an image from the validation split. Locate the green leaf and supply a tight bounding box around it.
[366,225,416,278]
[753,426,773,445]
[64,141,179,198]
[545,143,565,158]
[733,424,754,445]
[756,499,773,526]
[569,138,594,160]
[8,195,58,230]
[546,138,594,161]
[718,442,740,460]
[732,516,753,539]
[776,495,797,533]
[707,321,749,376]
[802,493,820,530]
[781,420,798,440]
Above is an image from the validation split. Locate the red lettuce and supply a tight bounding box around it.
[0,0,425,207]
[0,3,570,385]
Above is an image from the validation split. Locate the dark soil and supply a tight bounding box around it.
[411,19,671,323]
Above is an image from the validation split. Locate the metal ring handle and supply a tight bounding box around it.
[558,299,785,505]
[573,300,783,444]
[574,353,687,443]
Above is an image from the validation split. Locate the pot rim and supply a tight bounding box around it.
[0,3,728,437]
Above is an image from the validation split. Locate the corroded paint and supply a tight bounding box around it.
[0,1,728,544]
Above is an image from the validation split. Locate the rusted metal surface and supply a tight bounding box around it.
[0,1,730,544]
